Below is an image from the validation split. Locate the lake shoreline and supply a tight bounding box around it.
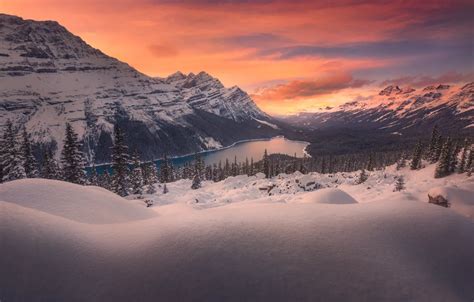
[88,135,310,169]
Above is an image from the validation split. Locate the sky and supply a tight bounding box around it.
[1,0,473,115]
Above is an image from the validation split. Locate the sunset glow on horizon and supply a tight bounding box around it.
[2,0,472,115]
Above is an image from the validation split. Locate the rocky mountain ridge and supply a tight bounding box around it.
[0,14,276,163]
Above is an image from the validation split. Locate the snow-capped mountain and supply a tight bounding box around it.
[0,14,275,162]
[283,83,474,135]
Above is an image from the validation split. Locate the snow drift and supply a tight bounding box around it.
[1,179,474,301]
[291,188,358,204]
[0,179,155,223]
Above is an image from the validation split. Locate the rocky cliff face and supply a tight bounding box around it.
[0,14,276,163]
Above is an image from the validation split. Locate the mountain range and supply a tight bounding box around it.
[283,83,473,134]
[0,14,278,163]
[1,13,472,162]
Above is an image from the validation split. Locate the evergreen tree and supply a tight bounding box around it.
[41,149,61,179]
[435,137,453,178]
[396,152,407,170]
[99,170,113,191]
[163,183,169,194]
[366,153,375,171]
[249,157,254,176]
[433,135,444,163]
[263,149,270,178]
[160,154,172,183]
[457,139,469,173]
[427,125,440,162]
[449,141,460,173]
[393,175,405,191]
[21,128,38,178]
[466,148,473,176]
[410,141,423,170]
[357,169,368,184]
[1,120,26,182]
[193,152,205,178]
[231,155,238,176]
[61,123,86,184]
[191,174,201,189]
[130,151,144,195]
[89,164,99,186]
[110,125,130,196]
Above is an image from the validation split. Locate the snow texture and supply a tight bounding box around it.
[1,163,474,301]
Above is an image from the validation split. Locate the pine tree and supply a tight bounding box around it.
[410,141,423,170]
[357,169,368,184]
[110,125,130,196]
[231,155,238,176]
[435,137,453,178]
[466,148,473,176]
[130,151,144,195]
[89,164,99,186]
[366,153,375,171]
[1,120,26,182]
[263,149,270,178]
[457,139,469,173]
[61,123,86,184]
[21,128,38,178]
[393,175,405,191]
[449,141,460,173]
[160,154,172,183]
[191,173,201,189]
[249,157,254,176]
[41,149,61,179]
[193,152,205,178]
[433,135,444,163]
[427,125,440,162]
[163,183,169,194]
[396,152,407,170]
[99,170,113,191]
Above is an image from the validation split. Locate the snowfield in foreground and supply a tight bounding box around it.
[1,164,474,301]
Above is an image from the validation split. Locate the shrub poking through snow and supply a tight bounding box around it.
[191,174,201,190]
[393,175,405,191]
[428,193,450,208]
[357,169,368,184]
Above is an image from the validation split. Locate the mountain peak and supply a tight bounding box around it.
[379,85,402,96]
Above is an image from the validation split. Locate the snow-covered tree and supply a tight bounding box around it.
[396,152,407,170]
[89,165,99,186]
[1,120,26,182]
[457,139,470,173]
[41,149,61,179]
[193,152,205,178]
[410,141,423,170]
[21,128,38,178]
[130,151,144,195]
[263,149,270,178]
[191,173,201,190]
[427,125,440,162]
[160,154,172,183]
[110,125,130,196]
[61,123,86,184]
[435,137,453,178]
[357,169,368,184]
[393,175,405,191]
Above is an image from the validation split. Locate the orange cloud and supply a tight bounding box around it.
[149,44,179,57]
[0,0,471,115]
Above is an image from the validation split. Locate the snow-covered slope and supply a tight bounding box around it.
[0,179,155,223]
[1,174,474,301]
[284,83,474,135]
[0,14,274,162]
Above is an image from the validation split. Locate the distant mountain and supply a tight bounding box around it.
[281,83,474,136]
[0,14,277,163]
